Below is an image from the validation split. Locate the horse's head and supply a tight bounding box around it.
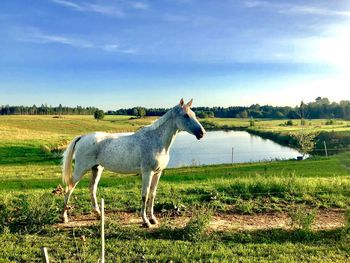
[174,98,206,140]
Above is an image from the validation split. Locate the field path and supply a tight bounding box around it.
[55,209,345,231]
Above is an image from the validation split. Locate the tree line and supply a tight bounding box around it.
[2,97,350,119]
[0,104,99,115]
[108,97,350,120]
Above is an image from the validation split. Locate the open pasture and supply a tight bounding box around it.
[1,115,350,262]
[204,118,350,132]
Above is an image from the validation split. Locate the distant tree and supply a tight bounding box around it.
[132,108,139,117]
[275,111,285,118]
[291,130,319,158]
[207,111,215,118]
[58,104,63,115]
[138,108,146,118]
[298,101,308,119]
[239,110,249,118]
[94,109,105,121]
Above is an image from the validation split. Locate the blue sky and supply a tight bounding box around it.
[1,0,350,110]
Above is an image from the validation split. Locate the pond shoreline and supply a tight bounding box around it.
[201,120,350,156]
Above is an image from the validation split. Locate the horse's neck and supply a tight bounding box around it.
[150,112,178,153]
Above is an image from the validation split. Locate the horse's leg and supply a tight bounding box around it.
[147,170,162,225]
[141,170,154,228]
[63,182,78,223]
[90,165,104,218]
[62,163,87,223]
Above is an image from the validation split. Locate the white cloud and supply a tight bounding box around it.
[243,0,270,8]
[19,27,94,48]
[17,27,137,53]
[50,0,125,17]
[102,44,119,51]
[50,0,83,11]
[244,0,350,17]
[119,48,138,54]
[132,2,149,10]
[282,5,350,17]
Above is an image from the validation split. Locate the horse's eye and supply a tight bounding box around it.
[184,113,190,119]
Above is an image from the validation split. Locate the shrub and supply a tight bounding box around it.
[181,207,212,242]
[290,130,319,157]
[235,199,256,214]
[41,139,70,157]
[94,109,105,121]
[286,120,294,126]
[0,193,60,234]
[289,205,316,231]
[325,119,335,125]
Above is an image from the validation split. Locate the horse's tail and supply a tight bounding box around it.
[62,135,82,189]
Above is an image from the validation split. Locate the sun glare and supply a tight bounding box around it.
[314,25,350,74]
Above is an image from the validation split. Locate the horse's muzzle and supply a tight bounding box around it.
[196,129,205,140]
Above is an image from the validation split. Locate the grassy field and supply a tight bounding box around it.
[1,115,350,262]
[203,118,350,132]
[0,115,156,165]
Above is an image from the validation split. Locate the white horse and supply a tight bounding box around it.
[62,98,206,227]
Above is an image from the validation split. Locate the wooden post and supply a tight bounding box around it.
[231,147,234,165]
[41,247,49,263]
[101,198,105,263]
[323,141,328,157]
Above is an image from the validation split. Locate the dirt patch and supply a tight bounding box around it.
[55,209,346,231]
[209,209,345,231]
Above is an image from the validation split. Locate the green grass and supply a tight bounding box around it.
[1,155,350,261]
[204,118,350,132]
[1,115,350,261]
[3,228,350,262]
[0,115,156,165]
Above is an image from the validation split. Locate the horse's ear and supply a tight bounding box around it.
[179,98,184,106]
[186,98,193,108]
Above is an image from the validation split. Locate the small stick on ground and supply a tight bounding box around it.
[41,247,49,263]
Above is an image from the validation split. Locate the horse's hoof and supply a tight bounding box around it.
[150,218,158,225]
[142,222,152,228]
[93,210,101,220]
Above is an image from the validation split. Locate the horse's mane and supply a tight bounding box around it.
[142,106,179,132]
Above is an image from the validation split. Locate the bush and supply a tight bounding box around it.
[290,130,319,157]
[94,109,105,121]
[0,194,60,234]
[41,139,70,157]
[325,119,335,125]
[289,205,316,231]
[286,120,294,126]
[181,207,212,242]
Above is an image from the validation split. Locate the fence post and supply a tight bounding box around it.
[323,141,328,157]
[231,147,234,165]
[101,198,105,263]
[41,247,49,263]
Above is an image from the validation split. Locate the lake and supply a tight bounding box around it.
[168,130,301,167]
